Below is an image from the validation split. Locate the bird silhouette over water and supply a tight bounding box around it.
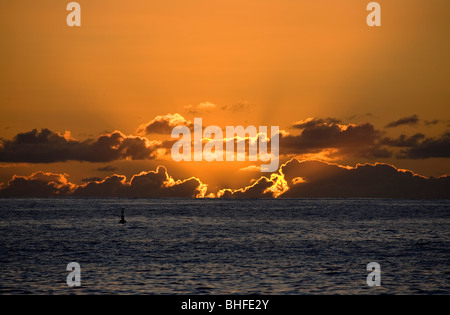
[119,209,127,224]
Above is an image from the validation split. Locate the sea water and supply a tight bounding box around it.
[0,198,449,295]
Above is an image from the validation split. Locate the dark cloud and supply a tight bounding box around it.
[398,132,450,159]
[0,129,161,163]
[380,133,426,148]
[218,159,450,199]
[279,159,449,198]
[378,132,450,159]
[137,114,193,135]
[385,115,420,128]
[0,167,207,198]
[281,119,388,159]
[73,166,207,198]
[129,167,206,198]
[1,160,448,199]
[74,175,128,197]
[386,116,448,128]
[353,146,393,159]
[0,172,76,197]
[281,117,450,160]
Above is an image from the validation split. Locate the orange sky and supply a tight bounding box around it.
[0,1,449,195]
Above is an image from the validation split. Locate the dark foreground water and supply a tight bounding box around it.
[0,198,449,295]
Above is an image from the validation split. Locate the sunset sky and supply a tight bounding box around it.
[0,0,449,198]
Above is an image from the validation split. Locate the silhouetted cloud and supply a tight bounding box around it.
[218,159,450,199]
[74,174,128,197]
[1,159,448,199]
[281,119,389,159]
[385,116,448,128]
[380,133,426,147]
[279,159,449,199]
[0,114,448,171]
[137,114,193,135]
[0,129,161,163]
[398,132,450,159]
[378,132,450,159]
[386,115,420,128]
[0,166,207,198]
[74,166,207,198]
[0,172,76,197]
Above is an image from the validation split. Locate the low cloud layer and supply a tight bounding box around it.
[75,166,206,198]
[0,166,207,198]
[0,172,76,197]
[219,159,450,199]
[0,159,448,198]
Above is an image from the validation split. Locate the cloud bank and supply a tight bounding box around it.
[1,114,449,165]
[0,172,76,197]
[0,159,448,199]
[218,159,450,199]
[0,129,161,163]
[280,117,450,160]
[0,166,207,198]
[281,118,391,159]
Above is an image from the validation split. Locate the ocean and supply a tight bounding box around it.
[0,198,449,295]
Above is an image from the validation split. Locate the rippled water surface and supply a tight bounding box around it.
[0,198,449,294]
